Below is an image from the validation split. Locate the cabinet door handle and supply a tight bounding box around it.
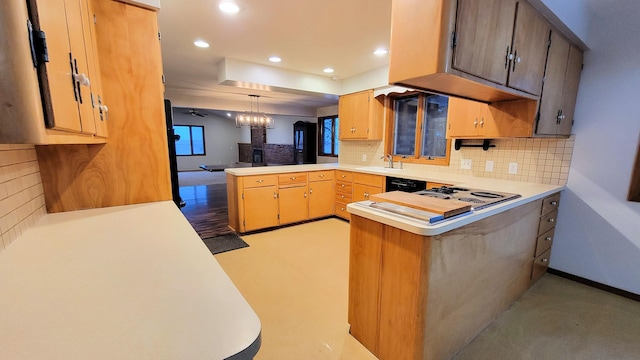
[545,236,552,241]
[505,45,511,69]
[480,118,484,128]
[548,218,555,223]
[73,72,91,87]
[364,192,369,198]
[550,201,558,206]
[512,50,519,72]
[304,192,307,198]
[541,258,548,263]
[309,188,313,194]
[273,192,277,199]
[473,118,478,128]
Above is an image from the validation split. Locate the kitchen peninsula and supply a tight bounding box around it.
[225,164,562,359]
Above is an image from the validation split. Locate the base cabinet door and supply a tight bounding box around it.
[243,186,279,231]
[309,180,334,219]
[279,186,309,225]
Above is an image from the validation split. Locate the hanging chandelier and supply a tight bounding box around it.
[235,95,275,129]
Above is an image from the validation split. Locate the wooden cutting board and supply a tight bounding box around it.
[369,191,472,218]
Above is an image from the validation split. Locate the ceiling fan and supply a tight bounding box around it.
[187,109,207,117]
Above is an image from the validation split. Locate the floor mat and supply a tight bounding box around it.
[202,233,249,255]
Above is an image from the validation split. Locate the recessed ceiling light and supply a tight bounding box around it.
[269,56,282,63]
[323,67,334,73]
[194,40,210,48]
[373,48,389,56]
[219,1,239,14]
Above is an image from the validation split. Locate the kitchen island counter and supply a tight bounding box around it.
[0,201,261,360]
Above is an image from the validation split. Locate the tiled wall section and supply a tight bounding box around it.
[0,144,46,252]
[339,136,575,185]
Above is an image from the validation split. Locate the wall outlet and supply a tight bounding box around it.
[509,162,518,174]
[362,154,367,161]
[460,159,472,170]
[485,160,494,172]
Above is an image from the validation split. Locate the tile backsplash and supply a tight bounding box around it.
[0,144,46,252]
[339,136,575,185]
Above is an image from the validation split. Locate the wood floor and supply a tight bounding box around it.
[179,172,231,239]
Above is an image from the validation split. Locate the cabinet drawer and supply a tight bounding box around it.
[535,227,555,257]
[336,170,352,182]
[309,170,335,182]
[243,174,278,188]
[335,201,350,220]
[531,248,552,281]
[278,172,308,187]
[541,193,561,215]
[538,209,559,235]
[336,192,352,203]
[336,181,353,194]
[353,173,384,187]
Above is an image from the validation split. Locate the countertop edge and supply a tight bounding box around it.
[347,187,564,236]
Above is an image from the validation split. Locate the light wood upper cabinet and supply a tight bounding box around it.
[0,0,107,144]
[447,97,536,138]
[339,90,384,140]
[536,31,583,136]
[389,0,552,102]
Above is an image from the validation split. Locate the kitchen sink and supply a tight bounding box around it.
[355,166,405,172]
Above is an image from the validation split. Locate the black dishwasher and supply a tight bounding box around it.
[385,176,427,193]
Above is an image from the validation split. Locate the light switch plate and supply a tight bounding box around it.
[485,160,494,172]
[362,154,367,161]
[509,162,518,174]
[461,159,472,170]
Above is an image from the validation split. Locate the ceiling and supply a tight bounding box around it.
[157,0,392,115]
[156,0,630,117]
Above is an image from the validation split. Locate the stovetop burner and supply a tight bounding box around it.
[414,186,521,210]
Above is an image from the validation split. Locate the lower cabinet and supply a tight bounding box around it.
[352,173,385,202]
[230,170,337,233]
[279,186,308,225]
[531,192,560,281]
[243,185,279,232]
[309,179,334,219]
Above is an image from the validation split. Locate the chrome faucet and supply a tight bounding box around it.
[382,154,394,169]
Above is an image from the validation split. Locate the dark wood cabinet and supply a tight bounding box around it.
[536,30,584,136]
[293,121,317,164]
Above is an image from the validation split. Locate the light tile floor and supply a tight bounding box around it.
[215,218,640,360]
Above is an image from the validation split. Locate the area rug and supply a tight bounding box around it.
[202,232,249,255]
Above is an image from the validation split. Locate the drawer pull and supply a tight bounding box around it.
[341,175,347,178]
[548,218,555,223]
[290,176,296,180]
[256,179,264,183]
[341,184,345,188]
[541,258,548,263]
[319,174,324,178]
[364,192,369,198]
[340,207,345,211]
[550,201,558,206]
[341,195,345,199]
[545,236,552,241]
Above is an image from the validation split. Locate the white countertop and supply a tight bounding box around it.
[0,201,261,360]
[348,177,563,236]
[224,163,563,235]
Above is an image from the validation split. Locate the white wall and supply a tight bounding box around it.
[548,2,640,294]
[266,115,317,144]
[172,109,243,171]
